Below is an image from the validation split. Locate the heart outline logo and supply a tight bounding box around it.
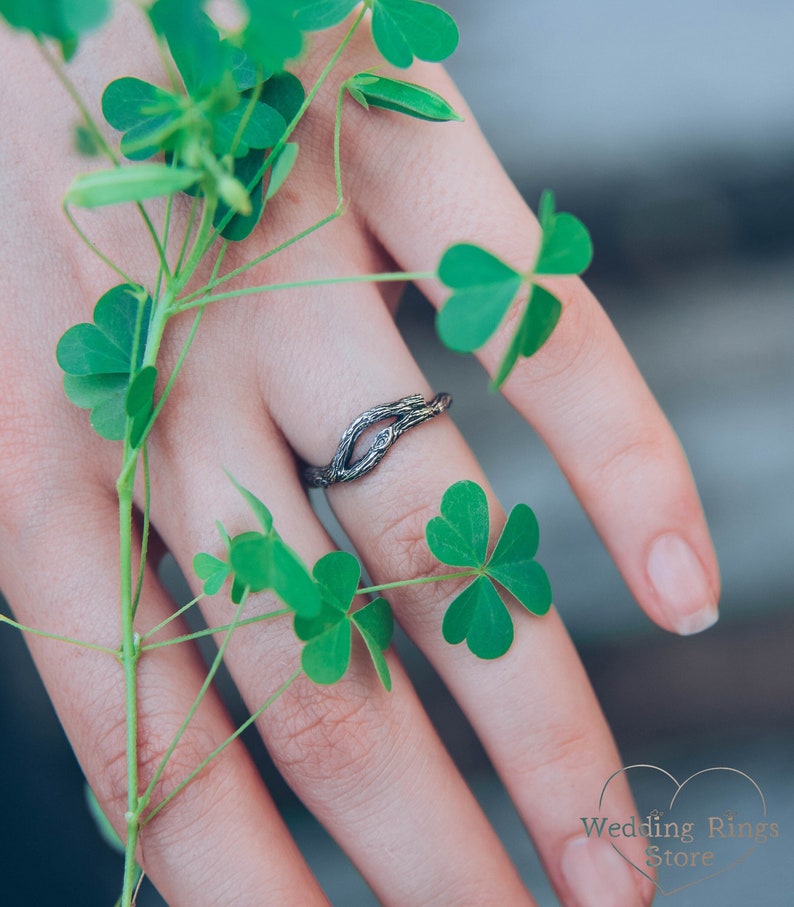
[598,764,767,896]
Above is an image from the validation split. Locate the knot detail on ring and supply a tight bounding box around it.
[302,392,452,488]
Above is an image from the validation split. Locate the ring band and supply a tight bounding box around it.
[302,392,452,488]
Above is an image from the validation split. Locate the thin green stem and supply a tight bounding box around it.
[136,596,248,817]
[41,39,171,283]
[229,76,264,159]
[357,570,478,596]
[174,194,200,276]
[177,270,434,311]
[143,668,302,825]
[208,7,366,244]
[117,477,141,907]
[131,443,151,620]
[172,190,218,298]
[62,204,137,283]
[140,608,291,651]
[181,72,350,302]
[184,208,341,300]
[334,82,346,208]
[38,40,117,164]
[139,593,206,643]
[0,614,117,655]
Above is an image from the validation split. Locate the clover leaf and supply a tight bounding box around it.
[436,191,593,389]
[295,552,394,689]
[149,0,231,95]
[56,284,155,442]
[346,73,462,123]
[426,481,551,659]
[0,0,110,59]
[102,77,184,161]
[241,0,304,73]
[535,189,593,275]
[371,0,458,69]
[436,244,523,353]
[194,478,321,616]
[294,0,360,30]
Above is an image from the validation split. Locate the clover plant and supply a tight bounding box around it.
[0,1,592,902]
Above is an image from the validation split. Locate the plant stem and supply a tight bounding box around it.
[136,597,248,818]
[139,593,206,643]
[143,668,302,825]
[208,7,366,243]
[357,570,478,596]
[117,474,141,907]
[179,69,351,302]
[181,208,341,300]
[0,614,117,654]
[62,203,137,283]
[140,608,291,651]
[131,444,151,620]
[177,270,434,311]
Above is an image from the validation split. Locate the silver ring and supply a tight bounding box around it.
[302,392,452,488]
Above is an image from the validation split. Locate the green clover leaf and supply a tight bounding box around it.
[436,191,593,389]
[56,284,155,441]
[194,477,320,615]
[241,0,304,73]
[0,0,111,59]
[371,0,458,69]
[435,244,523,353]
[535,189,593,275]
[192,552,231,596]
[294,0,360,30]
[295,552,394,689]
[149,0,231,95]
[346,73,462,122]
[426,481,552,659]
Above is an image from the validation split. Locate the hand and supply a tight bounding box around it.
[0,5,718,905]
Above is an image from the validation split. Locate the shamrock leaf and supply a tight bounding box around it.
[436,244,523,353]
[346,73,462,122]
[241,0,304,73]
[426,481,552,659]
[149,0,230,95]
[534,189,593,276]
[371,0,458,69]
[294,552,394,689]
[294,0,359,30]
[193,552,231,596]
[489,283,562,390]
[56,284,154,441]
[102,77,184,161]
[213,73,304,240]
[194,477,321,616]
[436,191,593,388]
[0,0,110,59]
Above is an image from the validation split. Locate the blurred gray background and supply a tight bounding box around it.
[1,0,792,904]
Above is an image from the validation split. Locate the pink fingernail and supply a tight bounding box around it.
[561,837,644,907]
[647,533,718,635]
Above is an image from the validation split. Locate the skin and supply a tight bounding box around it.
[0,4,719,905]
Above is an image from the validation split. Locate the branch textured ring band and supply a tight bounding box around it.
[302,392,452,488]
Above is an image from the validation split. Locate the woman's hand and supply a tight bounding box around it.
[0,5,718,905]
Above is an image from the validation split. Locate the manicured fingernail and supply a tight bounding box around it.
[647,533,717,635]
[561,837,643,907]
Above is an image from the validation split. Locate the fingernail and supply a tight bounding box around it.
[647,533,718,635]
[561,837,644,907]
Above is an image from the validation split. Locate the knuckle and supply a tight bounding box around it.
[517,718,598,783]
[268,673,390,798]
[86,683,228,843]
[588,426,671,491]
[366,484,440,584]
